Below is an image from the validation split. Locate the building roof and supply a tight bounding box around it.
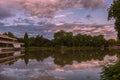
[0,34,17,40]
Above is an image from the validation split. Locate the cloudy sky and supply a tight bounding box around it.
[0,0,116,39]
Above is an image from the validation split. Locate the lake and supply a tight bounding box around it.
[0,49,120,80]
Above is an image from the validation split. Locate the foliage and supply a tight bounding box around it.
[24,32,30,47]
[3,32,17,38]
[54,30,73,46]
[108,0,120,39]
[54,30,107,47]
[107,39,118,46]
[101,60,120,80]
[2,31,119,48]
[32,35,52,47]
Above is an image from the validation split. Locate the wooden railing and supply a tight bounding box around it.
[0,54,24,66]
[0,40,15,44]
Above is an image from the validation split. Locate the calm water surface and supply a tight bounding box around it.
[0,50,120,80]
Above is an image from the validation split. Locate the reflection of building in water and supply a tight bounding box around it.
[0,51,24,66]
[0,34,24,52]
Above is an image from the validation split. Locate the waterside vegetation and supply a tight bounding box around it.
[2,31,120,49]
[101,60,120,80]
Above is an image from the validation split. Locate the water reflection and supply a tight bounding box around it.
[0,50,120,80]
[23,50,120,66]
[0,51,24,66]
[101,58,120,80]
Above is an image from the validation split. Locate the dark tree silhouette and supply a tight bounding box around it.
[24,32,29,47]
[108,0,120,39]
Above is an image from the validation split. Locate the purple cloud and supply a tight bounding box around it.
[0,0,106,18]
[0,6,13,19]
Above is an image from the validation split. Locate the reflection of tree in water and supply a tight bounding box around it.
[53,50,120,66]
[101,60,120,80]
[23,50,54,65]
[23,49,120,66]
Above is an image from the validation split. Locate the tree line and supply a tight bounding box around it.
[2,31,120,48]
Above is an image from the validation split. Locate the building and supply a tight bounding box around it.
[0,34,24,52]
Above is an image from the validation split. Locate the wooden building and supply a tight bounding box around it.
[0,34,24,52]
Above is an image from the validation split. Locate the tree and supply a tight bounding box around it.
[101,60,120,80]
[107,39,117,46]
[3,32,16,38]
[108,0,120,39]
[24,32,29,47]
[31,35,52,47]
[54,30,73,46]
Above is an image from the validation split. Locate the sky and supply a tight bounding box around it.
[0,0,116,39]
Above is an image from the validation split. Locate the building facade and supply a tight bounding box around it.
[0,35,24,52]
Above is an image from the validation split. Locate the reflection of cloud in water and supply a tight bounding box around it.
[103,55,118,65]
[51,55,118,80]
[0,68,64,80]
[0,55,118,80]
[0,57,64,80]
[54,55,118,72]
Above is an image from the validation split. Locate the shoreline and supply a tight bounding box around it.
[25,46,119,51]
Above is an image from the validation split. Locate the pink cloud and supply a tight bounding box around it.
[0,0,106,18]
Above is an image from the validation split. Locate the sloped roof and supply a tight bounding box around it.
[0,34,17,40]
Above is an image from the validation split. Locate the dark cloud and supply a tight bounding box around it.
[86,14,92,20]
[0,6,13,19]
[80,0,106,9]
[0,22,116,39]
[0,0,106,18]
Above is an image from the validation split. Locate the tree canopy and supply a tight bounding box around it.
[24,32,30,47]
[3,31,119,48]
[108,0,120,39]
[101,60,120,80]
[3,32,16,38]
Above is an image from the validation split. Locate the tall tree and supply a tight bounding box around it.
[24,32,29,47]
[108,0,120,39]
